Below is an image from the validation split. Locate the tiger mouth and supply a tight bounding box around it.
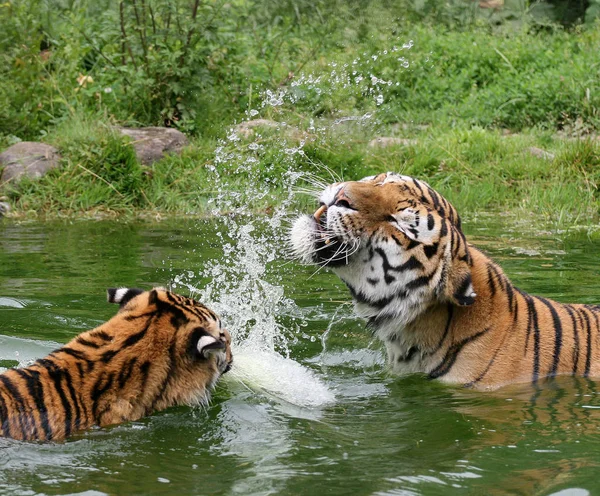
[311,205,353,267]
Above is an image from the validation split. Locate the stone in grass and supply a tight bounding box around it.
[368,137,418,148]
[0,142,61,184]
[234,119,309,141]
[527,147,555,161]
[0,198,10,218]
[117,127,189,166]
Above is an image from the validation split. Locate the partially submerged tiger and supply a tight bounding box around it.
[291,172,600,390]
[0,287,232,441]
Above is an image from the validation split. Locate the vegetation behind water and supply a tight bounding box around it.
[1,0,599,224]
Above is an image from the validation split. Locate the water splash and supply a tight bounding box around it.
[171,38,417,408]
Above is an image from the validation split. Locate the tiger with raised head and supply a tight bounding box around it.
[291,172,600,390]
[0,287,232,441]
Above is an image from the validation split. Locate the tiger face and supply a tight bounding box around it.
[291,172,475,326]
[0,288,232,441]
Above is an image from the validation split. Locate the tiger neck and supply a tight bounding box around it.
[366,248,508,373]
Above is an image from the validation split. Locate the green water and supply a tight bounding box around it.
[1,217,600,496]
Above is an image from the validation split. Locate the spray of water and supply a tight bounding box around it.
[170,39,416,408]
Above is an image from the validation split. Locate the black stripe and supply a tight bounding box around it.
[61,368,82,431]
[487,265,496,297]
[345,282,398,308]
[0,374,32,439]
[45,365,74,438]
[505,282,515,313]
[431,305,453,355]
[465,329,507,387]
[76,336,101,349]
[537,297,563,378]
[529,296,541,383]
[151,339,178,410]
[139,361,152,399]
[406,270,436,291]
[100,350,118,363]
[411,177,424,196]
[0,393,9,437]
[398,346,419,362]
[91,330,113,342]
[91,372,115,423]
[117,357,138,389]
[374,248,424,285]
[58,347,90,362]
[450,227,457,258]
[439,219,448,238]
[578,307,592,377]
[519,290,533,354]
[426,185,443,216]
[427,213,435,231]
[405,239,420,250]
[429,328,489,379]
[565,305,580,375]
[423,242,438,259]
[101,317,153,364]
[12,369,41,439]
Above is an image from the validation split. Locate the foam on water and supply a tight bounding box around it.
[175,216,335,408]
[228,348,334,407]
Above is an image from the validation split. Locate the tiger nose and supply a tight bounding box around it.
[333,188,353,209]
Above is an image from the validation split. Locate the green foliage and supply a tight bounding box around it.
[1,0,600,223]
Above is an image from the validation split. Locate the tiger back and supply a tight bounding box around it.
[0,287,232,441]
[291,172,600,389]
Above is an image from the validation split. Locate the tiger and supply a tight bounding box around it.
[291,172,600,390]
[0,287,232,441]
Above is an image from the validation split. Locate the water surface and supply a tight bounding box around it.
[1,218,600,496]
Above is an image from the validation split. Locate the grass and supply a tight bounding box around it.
[0,1,599,226]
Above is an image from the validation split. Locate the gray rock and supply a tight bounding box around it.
[0,142,61,184]
[234,119,310,141]
[527,147,555,161]
[368,137,418,148]
[117,127,189,165]
[0,201,10,217]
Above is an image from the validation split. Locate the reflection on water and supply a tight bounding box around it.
[1,218,600,495]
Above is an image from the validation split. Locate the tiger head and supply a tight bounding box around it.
[291,172,476,326]
[102,287,232,410]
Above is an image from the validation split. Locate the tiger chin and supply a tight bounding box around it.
[0,287,233,441]
[291,172,600,390]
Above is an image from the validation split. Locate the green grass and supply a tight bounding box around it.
[0,1,599,225]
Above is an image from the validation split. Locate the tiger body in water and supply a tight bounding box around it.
[0,287,232,441]
[291,172,600,389]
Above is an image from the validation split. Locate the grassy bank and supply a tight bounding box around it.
[0,1,599,223]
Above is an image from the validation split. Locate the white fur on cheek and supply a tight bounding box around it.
[290,215,319,264]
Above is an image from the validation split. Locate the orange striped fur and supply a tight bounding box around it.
[291,172,600,390]
[0,288,232,441]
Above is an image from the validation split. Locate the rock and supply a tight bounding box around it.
[0,201,10,217]
[234,119,309,141]
[235,119,280,138]
[117,127,189,165]
[0,142,61,184]
[527,147,555,161]
[368,137,418,148]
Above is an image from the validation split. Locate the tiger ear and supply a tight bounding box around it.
[443,226,476,307]
[196,330,225,358]
[107,288,145,308]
